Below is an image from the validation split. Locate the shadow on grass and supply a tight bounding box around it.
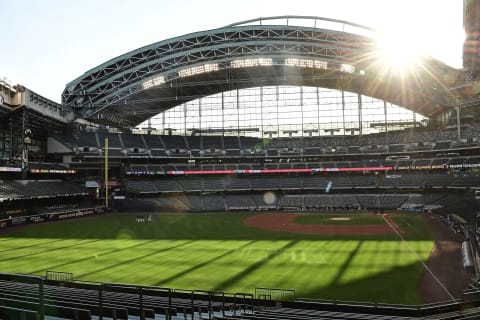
[301,262,426,305]
[0,238,68,253]
[213,241,298,291]
[77,240,195,278]
[0,239,102,263]
[327,241,363,288]
[154,240,255,287]
[28,238,183,275]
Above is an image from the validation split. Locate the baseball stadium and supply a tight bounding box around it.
[1,2,480,319]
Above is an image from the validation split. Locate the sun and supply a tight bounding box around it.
[374,29,428,73]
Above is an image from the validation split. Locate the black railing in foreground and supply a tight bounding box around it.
[255,287,296,302]
[193,289,225,320]
[45,270,73,283]
[289,297,480,318]
[99,283,173,320]
[3,272,480,319]
[0,273,44,320]
[233,292,255,315]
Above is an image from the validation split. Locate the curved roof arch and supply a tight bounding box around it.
[223,15,375,32]
[62,16,457,128]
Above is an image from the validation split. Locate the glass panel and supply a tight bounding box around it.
[138,86,427,138]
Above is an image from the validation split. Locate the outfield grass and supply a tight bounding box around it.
[0,212,434,304]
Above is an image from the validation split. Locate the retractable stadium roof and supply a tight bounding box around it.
[62,16,458,128]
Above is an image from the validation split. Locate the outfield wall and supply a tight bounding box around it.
[0,206,107,229]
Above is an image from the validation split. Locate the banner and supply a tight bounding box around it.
[0,206,106,229]
[163,166,393,175]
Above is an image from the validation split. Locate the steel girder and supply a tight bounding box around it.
[62,16,456,127]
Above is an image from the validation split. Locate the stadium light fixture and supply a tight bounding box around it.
[231,58,273,68]
[258,58,273,66]
[152,76,165,85]
[142,75,165,90]
[340,63,355,73]
[285,58,328,69]
[178,63,219,78]
[314,60,328,69]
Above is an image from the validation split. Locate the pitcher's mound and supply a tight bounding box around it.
[330,217,351,221]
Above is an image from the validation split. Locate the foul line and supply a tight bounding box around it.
[382,214,456,302]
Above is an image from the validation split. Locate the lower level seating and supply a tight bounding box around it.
[0,305,39,320]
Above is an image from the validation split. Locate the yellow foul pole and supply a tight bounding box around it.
[105,137,109,209]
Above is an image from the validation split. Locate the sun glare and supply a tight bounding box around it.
[375,30,428,73]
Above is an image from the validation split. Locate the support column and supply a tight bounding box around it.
[183,103,187,135]
[236,89,240,135]
[384,100,389,145]
[198,98,202,132]
[317,87,321,136]
[456,106,461,139]
[0,126,3,161]
[0,119,7,162]
[21,109,28,180]
[221,91,225,133]
[9,115,13,161]
[341,89,346,136]
[162,112,165,131]
[104,137,109,209]
[276,86,280,137]
[300,86,304,137]
[260,87,264,136]
[357,93,363,136]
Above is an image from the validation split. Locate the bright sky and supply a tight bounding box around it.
[0,0,465,103]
